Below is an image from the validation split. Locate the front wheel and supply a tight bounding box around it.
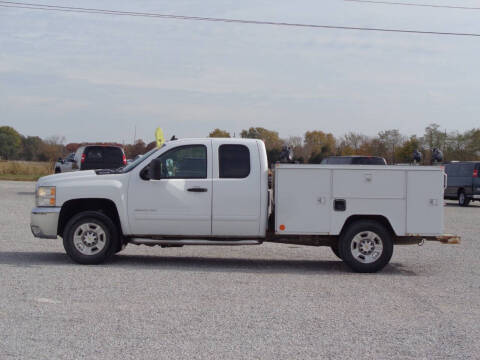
[339,220,393,273]
[63,211,119,264]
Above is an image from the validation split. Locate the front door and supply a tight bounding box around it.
[127,141,212,236]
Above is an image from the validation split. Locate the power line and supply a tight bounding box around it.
[345,0,480,10]
[1,1,480,37]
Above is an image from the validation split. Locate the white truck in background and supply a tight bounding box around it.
[31,138,459,273]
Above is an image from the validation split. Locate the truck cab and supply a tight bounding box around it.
[126,138,269,237]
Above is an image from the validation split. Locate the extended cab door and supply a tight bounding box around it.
[211,141,261,237]
[127,140,212,236]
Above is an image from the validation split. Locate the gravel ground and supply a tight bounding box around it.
[0,180,479,360]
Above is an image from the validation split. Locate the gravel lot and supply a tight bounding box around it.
[0,180,479,360]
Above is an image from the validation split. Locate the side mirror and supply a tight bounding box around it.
[58,158,63,163]
[150,159,163,180]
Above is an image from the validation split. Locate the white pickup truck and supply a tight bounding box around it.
[31,138,459,272]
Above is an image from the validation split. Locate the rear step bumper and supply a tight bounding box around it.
[397,234,461,245]
[428,234,461,244]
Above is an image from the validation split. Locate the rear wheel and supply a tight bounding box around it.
[63,211,118,264]
[339,220,393,273]
[54,168,61,173]
[458,191,470,207]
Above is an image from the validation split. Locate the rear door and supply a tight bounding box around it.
[212,141,261,237]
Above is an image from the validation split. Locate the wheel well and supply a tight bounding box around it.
[339,215,396,237]
[457,188,465,195]
[58,198,122,237]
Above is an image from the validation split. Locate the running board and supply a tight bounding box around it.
[130,238,262,246]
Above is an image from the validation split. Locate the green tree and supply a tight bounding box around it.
[38,136,65,161]
[0,126,22,160]
[395,135,422,163]
[340,132,368,153]
[241,127,282,150]
[304,130,336,163]
[424,123,446,150]
[377,129,404,164]
[241,127,283,165]
[21,136,44,161]
[466,129,480,159]
[125,139,147,159]
[208,129,231,138]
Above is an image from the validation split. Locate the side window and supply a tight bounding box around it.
[219,144,250,178]
[156,145,207,179]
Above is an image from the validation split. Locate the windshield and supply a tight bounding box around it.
[121,147,161,173]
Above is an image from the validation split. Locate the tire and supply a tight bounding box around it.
[330,242,342,260]
[54,168,61,174]
[63,211,119,264]
[115,242,127,254]
[458,191,470,207]
[339,220,394,273]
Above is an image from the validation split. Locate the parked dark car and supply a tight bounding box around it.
[321,156,387,165]
[444,161,480,206]
[74,145,126,171]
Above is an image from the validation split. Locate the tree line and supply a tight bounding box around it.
[1,124,479,164]
[210,125,480,165]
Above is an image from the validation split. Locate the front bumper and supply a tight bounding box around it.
[30,207,61,239]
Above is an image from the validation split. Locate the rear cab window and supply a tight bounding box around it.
[219,144,250,178]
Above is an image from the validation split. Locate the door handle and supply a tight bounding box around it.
[187,187,208,192]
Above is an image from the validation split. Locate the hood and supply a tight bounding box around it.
[37,170,97,186]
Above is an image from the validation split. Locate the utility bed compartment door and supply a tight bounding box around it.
[332,170,404,199]
[275,168,331,234]
[406,171,444,235]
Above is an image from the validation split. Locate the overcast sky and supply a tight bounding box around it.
[1,0,479,144]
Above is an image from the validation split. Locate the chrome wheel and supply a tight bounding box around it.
[459,192,465,205]
[350,231,383,264]
[73,222,107,256]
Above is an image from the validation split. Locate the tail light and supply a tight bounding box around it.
[474,169,478,178]
[122,154,127,165]
[81,153,86,163]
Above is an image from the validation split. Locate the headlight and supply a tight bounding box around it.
[36,186,56,207]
